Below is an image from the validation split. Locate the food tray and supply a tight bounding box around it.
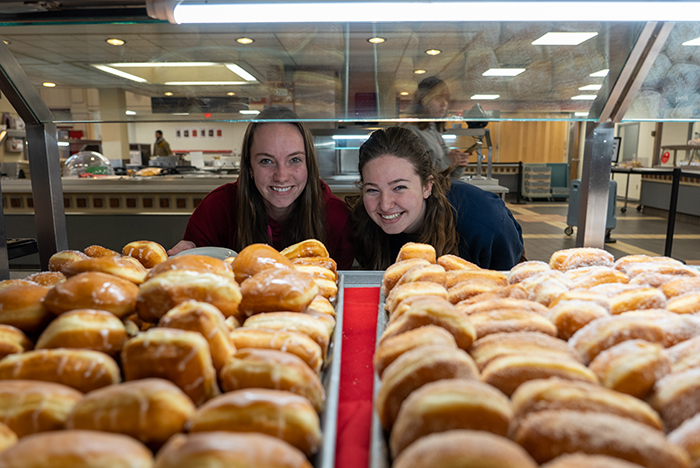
[369,289,391,468]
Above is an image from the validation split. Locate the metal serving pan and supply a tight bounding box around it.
[369,289,391,468]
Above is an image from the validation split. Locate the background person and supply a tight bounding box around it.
[153,130,172,156]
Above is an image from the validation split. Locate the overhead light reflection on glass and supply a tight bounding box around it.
[227,92,236,95]
[571,95,597,100]
[236,37,254,44]
[590,69,609,77]
[368,37,385,44]
[414,69,427,75]
[682,36,700,46]
[471,94,500,100]
[125,110,137,115]
[240,110,260,115]
[399,91,409,96]
[164,91,174,96]
[532,32,598,45]
[42,82,56,88]
[425,49,442,55]
[106,38,125,46]
[483,68,526,76]
[579,84,603,91]
[574,112,590,116]
[332,135,370,140]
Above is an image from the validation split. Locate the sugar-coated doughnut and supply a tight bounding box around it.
[280,239,329,260]
[23,271,65,287]
[0,349,120,393]
[66,379,195,448]
[291,255,337,275]
[394,264,446,288]
[381,259,431,295]
[62,255,148,284]
[668,413,700,468]
[158,301,235,373]
[549,290,612,310]
[508,260,551,284]
[36,309,127,356]
[0,284,52,332]
[239,269,318,316]
[589,340,670,398]
[510,378,663,433]
[650,368,700,432]
[447,278,503,303]
[437,254,480,271]
[531,279,571,306]
[657,315,700,347]
[512,410,690,467]
[154,432,312,468]
[666,336,700,374]
[390,379,513,457]
[0,325,32,360]
[136,270,242,323]
[632,272,694,288]
[84,244,120,258]
[190,389,321,456]
[625,262,700,280]
[454,284,528,306]
[374,325,457,378]
[609,287,667,314]
[548,300,609,340]
[48,250,89,272]
[230,328,323,374]
[390,294,441,321]
[122,240,168,268]
[621,308,676,320]
[542,454,648,468]
[304,294,335,317]
[549,247,614,272]
[376,345,479,430]
[146,255,234,281]
[121,328,219,406]
[469,309,558,339]
[668,292,700,314]
[614,255,684,273]
[567,266,629,289]
[396,242,436,264]
[0,430,153,468]
[469,331,582,371]
[242,312,333,357]
[220,348,324,412]
[293,264,336,282]
[0,380,83,437]
[457,298,549,316]
[231,243,294,284]
[662,277,700,299]
[43,272,139,318]
[379,297,476,349]
[393,430,538,468]
[445,269,507,289]
[0,422,15,452]
[384,281,448,314]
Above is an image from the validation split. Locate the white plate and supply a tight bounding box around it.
[173,246,237,260]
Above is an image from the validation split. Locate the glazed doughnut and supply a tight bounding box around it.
[35,309,127,356]
[48,249,89,272]
[381,297,475,349]
[381,259,431,295]
[121,328,220,406]
[481,354,598,396]
[154,432,312,468]
[231,243,294,284]
[43,272,138,319]
[668,293,700,314]
[294,309,335,337]
[666,336,700,374]
[510,378,663,433]
[568,266,629,289]
[447,278,503,303]
[457,298,549,316]
[445,269,507,289]
[394,264,446,288]
[668,413,700,468]
[614,254,684,273]
[66,378,195,448]
[468,309,557,339]
[0,422,15,452]
[311,276,337,300]
[531,279,571,306]
[304,294,335,317]
[23,271,65,287]
[220,348,324,412]
[631,273,692,288]
[548,300,609,340]
[508,260,551,284]
[384,281,448,314]
[395,242,436,264]
[0,380,83,437]
[146,254,234,281]
[375,345,479,430]
[242,312,333,356]
[468,331,582,371]
[374,325,457,378]
[229,328,323,374]
[454,284,528,306]
[390,378,512,457]
[291,256,337,275]
[293,264,336,282]
[549,290,612,310]
[589,340,670,398]
[549,247,614,271]
[84,244,120,258]
[662,277,700,299]
[512,410,690,467]
[62,255,148,284]
[158,301,235,372]
[0,279,35,290]
[0,349,120,393]
[280,239,329,260]
[569,316,665,364]
[393,430,538,468]
[542,454,648,468]
[239,268,319,316]
[0,430,153,468]
[189,389,321,456]
[650,368,700,431]
[136,270,242,323]
[122,240,168,268]
[436,254,480,271]
[0,284,52,332]
[0,325,32,359]
[609,287,667,314]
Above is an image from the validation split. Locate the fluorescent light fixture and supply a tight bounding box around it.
[168,2,700,23]
[532,32,597,45]
[579,84,603,90]
[425,49,442,55]
[368,37,385,44]
[225,64,257,81]
[471,94,500,100]
[482,68,525,76]
[91,65,148,83]
[683,36,700,46]
[109,62,217,67]
[331,135,370,140]
[58,141,70,147]
[172,113,190,115]
[574,112,590,116]
[590,69,609,77]
[105,38,125,46]
[125,110,137,115]
[42,82,56,87]
[442,134,457,140]
[240,110,260,115]
[165,81,249,85]
[236,37,254,44]
[571,95,598,100]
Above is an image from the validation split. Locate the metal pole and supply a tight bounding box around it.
[0,177,9,280]
[665,167,681,257]
[515,161,524,204]
[343,23,350,119]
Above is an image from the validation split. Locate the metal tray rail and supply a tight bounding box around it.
[369,289,391,468]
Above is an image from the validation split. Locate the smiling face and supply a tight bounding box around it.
[250,123,308,222]
[362,155,433,235]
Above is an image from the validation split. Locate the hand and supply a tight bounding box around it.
[448,149,470,167]
[167,240,196,256]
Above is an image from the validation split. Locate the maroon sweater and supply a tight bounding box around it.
[183,179,354,269]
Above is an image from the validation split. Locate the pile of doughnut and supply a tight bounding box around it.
[0,238,338,468]
[375,243,700,468]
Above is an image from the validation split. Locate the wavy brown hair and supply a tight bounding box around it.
[237,107,326,250]
[348,126,459,269]
[407,76,450,131]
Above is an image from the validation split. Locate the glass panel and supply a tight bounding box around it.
[0,20,646,123]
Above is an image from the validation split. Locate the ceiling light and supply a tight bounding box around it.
[240,110,260,115]
[236,37,254,44]
[225,64,257,81]
[42,82,56,88]
[574,112,590,116]
[399,91,409,96]
[91,65,148,83]
[106,38,125,46]
[332,135,370,140]
[682,36,700,46]
[571,95,598,100]
[57,141,70,147]
[165,81,248,85]
[483,68,526,76]
[442,134,457,140]
[425,49,442,55]
[125,110,137,115]
[164,91,173,96]
[579,84,603,91]
[172,113,190,115]
[368,37,385,44]
[110,62,217,67]
[590,69,609,77]
[414,69,427,74]
[2,40,10,45]
[227,92,236,96]
[532,32,598,45]
[471,94,500,100]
